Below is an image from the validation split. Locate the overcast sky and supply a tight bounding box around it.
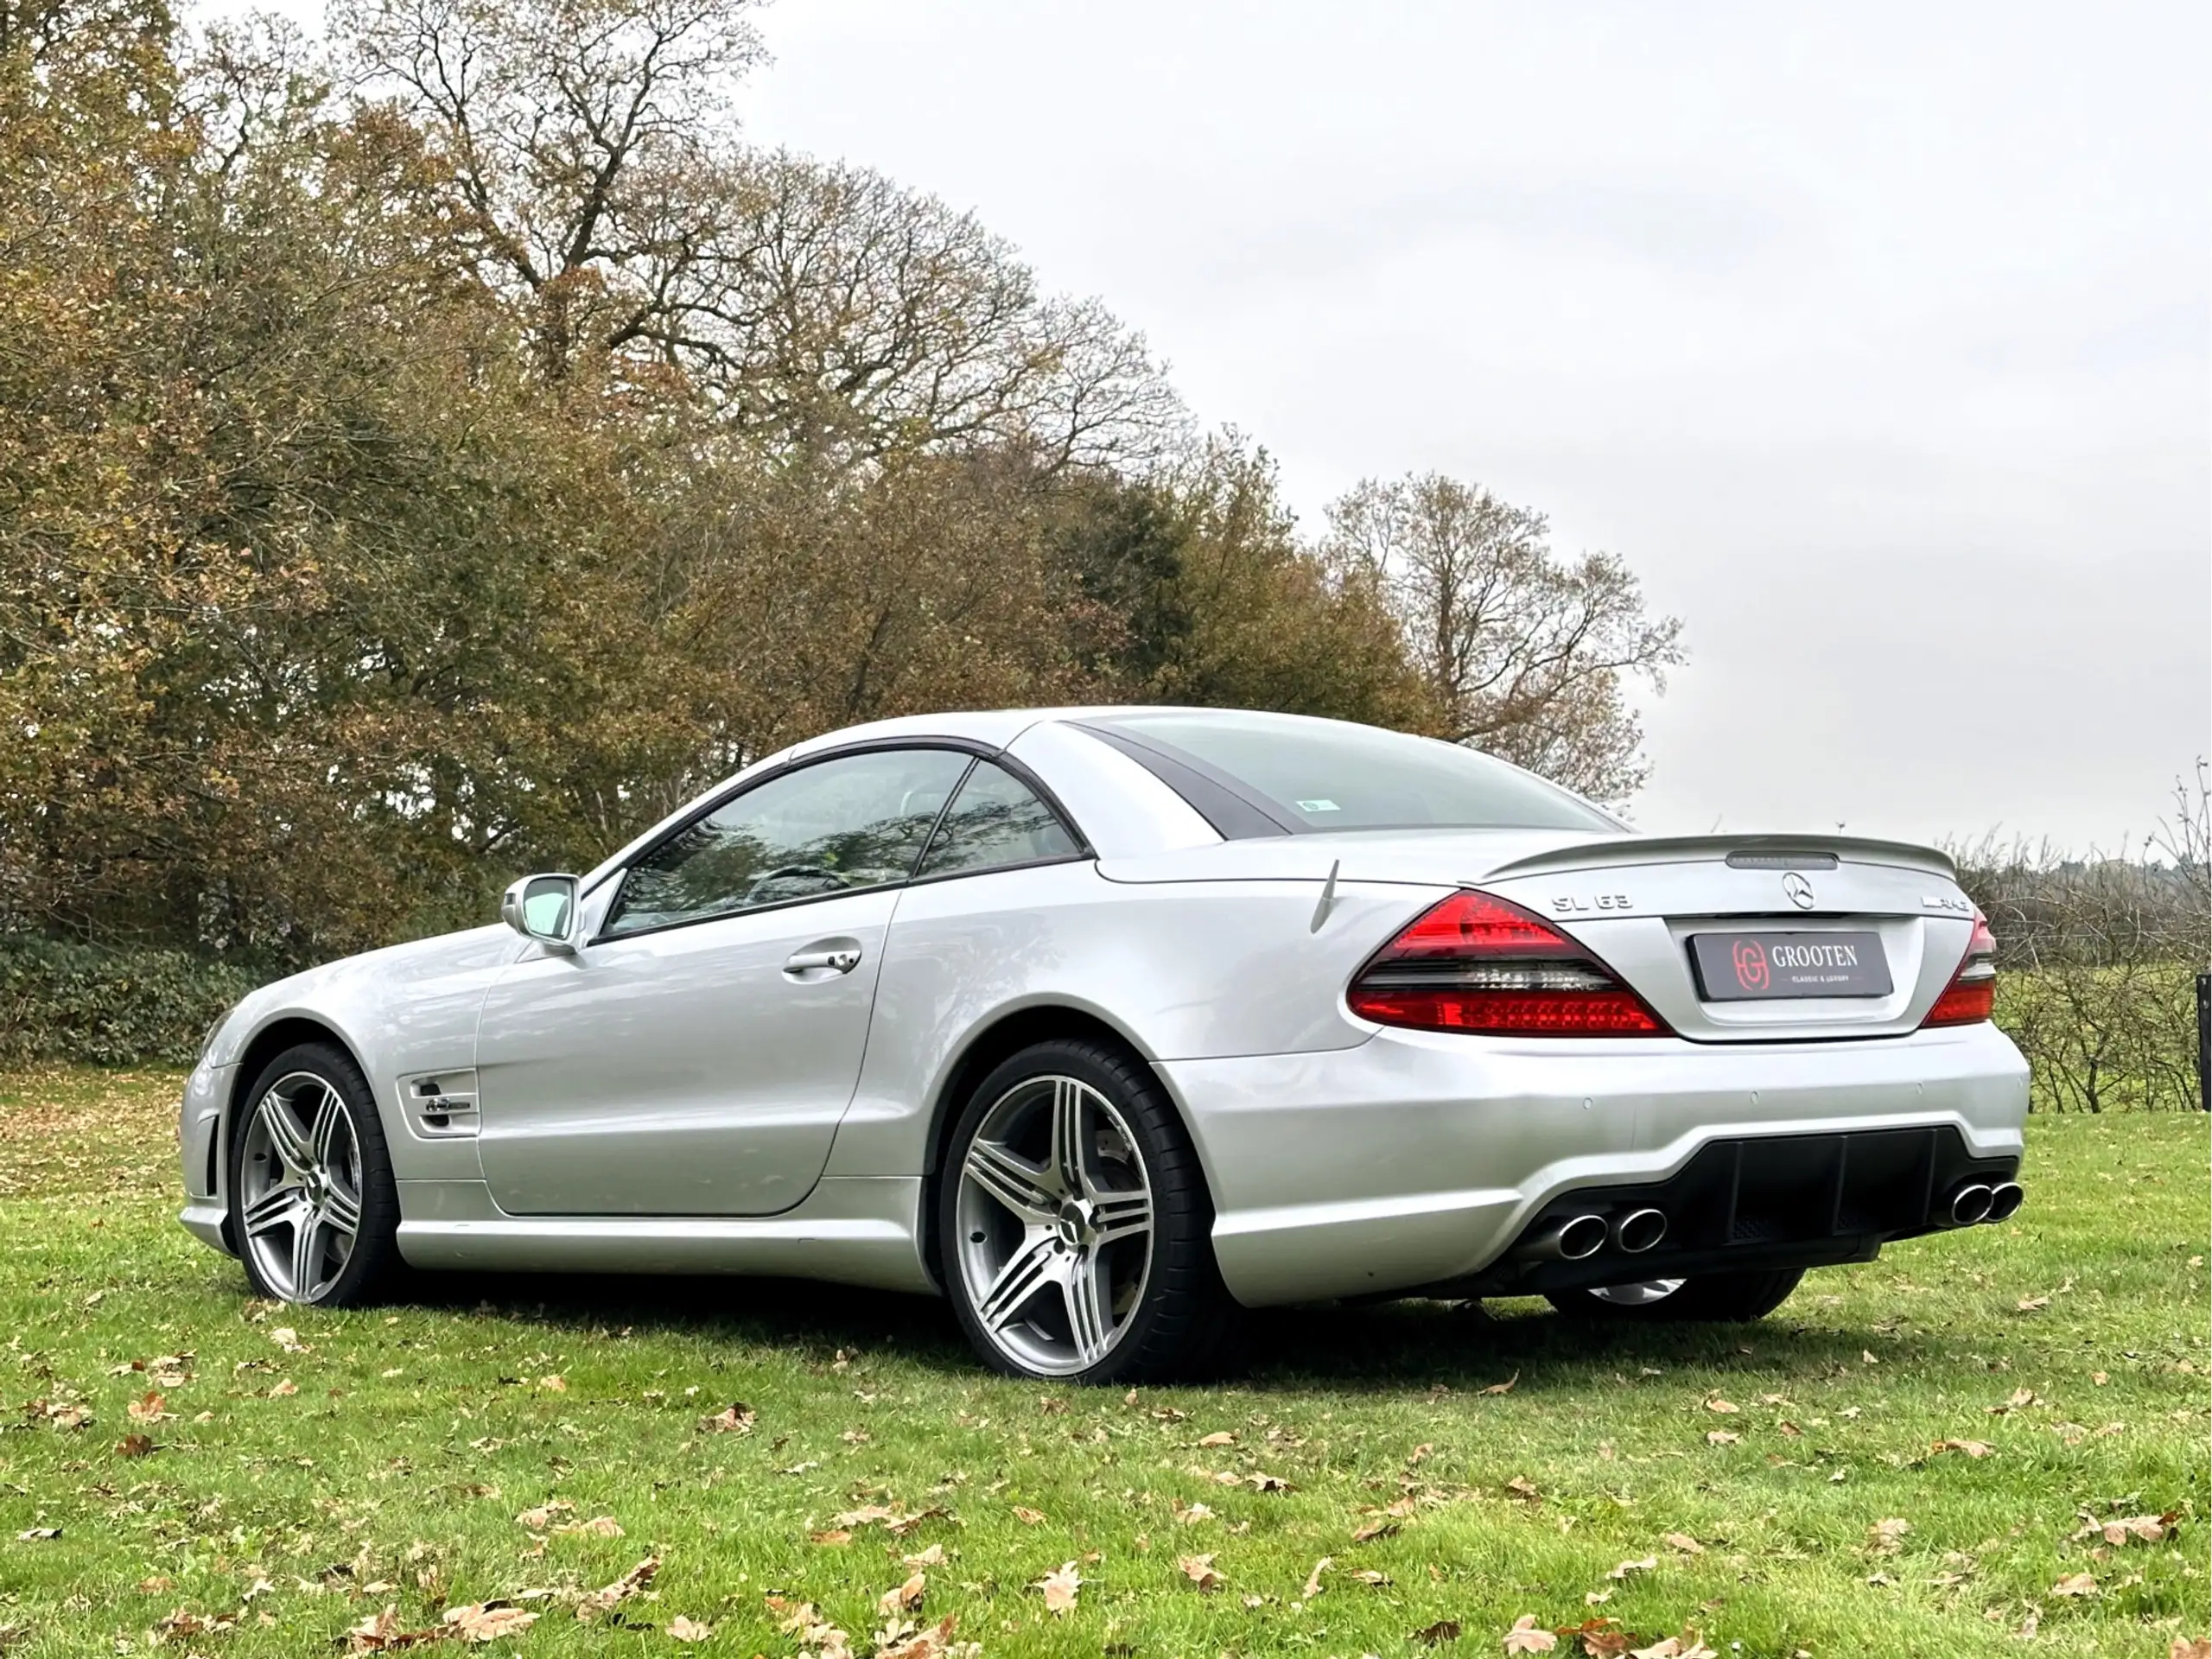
[211,0,2209,851]
[732,0,2209,851]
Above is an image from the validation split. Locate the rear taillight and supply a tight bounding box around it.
[1347,890,1670,1036]
[1921,909,1998,1027]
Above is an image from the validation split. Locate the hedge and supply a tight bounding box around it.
[0,938,266,1068]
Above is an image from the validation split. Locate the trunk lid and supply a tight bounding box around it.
[1098,830,1976,1042]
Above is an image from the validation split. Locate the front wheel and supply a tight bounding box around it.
[1546,1268,1803,1323]
[938,1039,1240,1383]
[228,1042,403,1307]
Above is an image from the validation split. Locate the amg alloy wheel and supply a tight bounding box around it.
[939,1039,1239,1382]
[230,1044,401,1307]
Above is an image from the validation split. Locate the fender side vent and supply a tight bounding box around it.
[399,1070,480,1139]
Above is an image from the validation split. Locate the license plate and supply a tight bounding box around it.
[1689,931,1891,1001]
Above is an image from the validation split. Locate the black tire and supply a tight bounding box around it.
[937,1038,1243,1383]
[228,1041,404,1307]
[1546,1268,1804,1324]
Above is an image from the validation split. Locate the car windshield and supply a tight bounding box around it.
[1086,710,1619,834]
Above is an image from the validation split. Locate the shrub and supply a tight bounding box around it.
[0,939,264,1068]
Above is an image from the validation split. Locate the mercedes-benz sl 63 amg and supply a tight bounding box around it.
[180,708,2028,1381]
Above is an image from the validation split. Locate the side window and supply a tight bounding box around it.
[605,748,971,936]
[915,760,1080,880]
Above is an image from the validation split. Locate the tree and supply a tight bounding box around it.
[1323,472,1682,803]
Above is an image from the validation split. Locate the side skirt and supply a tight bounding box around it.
[393,1176,938,1294]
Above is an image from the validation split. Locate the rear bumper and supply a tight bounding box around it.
[1158,1020,2029,1306]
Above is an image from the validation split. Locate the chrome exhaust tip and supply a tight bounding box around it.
[1520,1213,1610,1262]
[1947,1183,1993,1227]
[1985,1181,2024,1222]
[1611,1207,1668,1254]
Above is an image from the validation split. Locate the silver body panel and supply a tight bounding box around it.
[181,707,2031,1306]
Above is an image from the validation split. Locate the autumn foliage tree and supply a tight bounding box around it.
[0,0,1671,969]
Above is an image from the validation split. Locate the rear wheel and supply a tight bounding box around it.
[938,1039,1240,1382]
[1546,1268,1803,1323]
[228,1042,402,1307]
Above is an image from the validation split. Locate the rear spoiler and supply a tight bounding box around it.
[1482,832,1957,883]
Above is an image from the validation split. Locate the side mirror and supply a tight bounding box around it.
[500,873,582,954]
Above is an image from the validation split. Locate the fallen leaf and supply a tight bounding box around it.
[515,1500,574,1529]
[1505,1475,1541,1502]
[538,1374,566,1392]
[1198,1430,1236,1446]
[1924,1431,1997,1460]
[14,1529,59,1541]
[808,1529,853,1547]
[2015,1294,2050,1313]
[1350,1568,1391,1586]
[1173,1500,1212,1526]
[1037,1561,1080,1615]
[269,1379,297,1397]
[2050,1571,2097,1598]
[1705,1431,1738,1446]
[2170,1641,2211,1659]
[560,1514,624,1539]
[115,1433,156,1459]
[877,1614,961,1658]
[666,1616,712,1642]
[1608,1556,1657,1580]
[1245,1471,1292,1492]
[1480,1372,1519,1395]
[1351,1518,1401,1543]
[1703,1396,1738,1414]
[698,1402,756,1434]
[1503,1612,1559,1653]
[269,1326,305,1352]
[127,1391,168,1424]
[2076,1512,2177,1547]
[1300,1556,1332,1599]
[1012,1505,1047,1526]
[1663,1532,1704,1554]
[878,1571,926,1614]
[575,1555,658,1622]
[902,1543,946,1567]
[1413,1619,1461,1646]
[443,1602,539,1643]
[1866,1517,1911,1555]
[1987,1387,2037,1415]
[1179,1553,1223,1592]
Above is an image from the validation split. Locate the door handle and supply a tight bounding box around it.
[784,942,862,976]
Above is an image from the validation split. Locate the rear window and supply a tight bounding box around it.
[1083,711,1618,836]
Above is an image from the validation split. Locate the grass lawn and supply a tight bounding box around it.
[0,1068,2204,1658]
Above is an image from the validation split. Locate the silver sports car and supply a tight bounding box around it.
[179,707,2029,1381]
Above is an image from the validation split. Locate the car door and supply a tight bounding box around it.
[474,746,975,1217]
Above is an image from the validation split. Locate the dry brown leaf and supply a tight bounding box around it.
[1173,1500,1212,1526]
[1479,1372,1519,1395]
[876,1615,961,1659]
[1505,1475,1541,1502]
[1503,1613,1559,1653]
[1608,1555,1657,1580]
[13,1529,59,1541]
[2050,1571,2097,1598]
[665,1616,712,1642]
[515,1500,573,1529]
[269,1379,297,1397]
[1351,1518,1401,1543]
[2015,1294,2050,1313]
[1703,1396,1738,1414]
[575,1555,658,1622]
[1931,1438,1993,1458]
[1866,1517,1911,1555]
[1704,1430,1738,1446]
[1037,1561,1080,1615]
[2169,1641,2210,1659]
[1987,1387,2037,1414]
[127,1391,168,1424]
[555,1515,622,1539]
[1179,1553,1223,1592]
[1663,1532,1704,1554]
[808,1529,853,1547]
[1246,1471,1292,1492]
[697,1402,755,1434]
[1011,1504,1047,1526]
[443,1603,539,1643]
[114,1433,156,1459]
[1350,1568,1392,1586]
[901,1543,946,1567]
[537,1374,566,1392]
[1413,1619,1461,1646]
[1300,1556,1332,1599]
[1198,1430,1236,1446]
[878,1571,926,1615]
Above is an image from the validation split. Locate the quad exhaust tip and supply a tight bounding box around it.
[1947,1183,1993,1227]
[1522,1213,1610,1262]
[1986,1181,2024,1222]
[1611,1207,1668,1254]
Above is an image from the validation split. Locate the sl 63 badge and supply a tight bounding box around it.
[1552,893,1633,914]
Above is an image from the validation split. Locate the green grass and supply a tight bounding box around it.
[0,1068,2204,1657]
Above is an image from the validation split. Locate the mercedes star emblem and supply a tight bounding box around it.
[1781,871,1816,910]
